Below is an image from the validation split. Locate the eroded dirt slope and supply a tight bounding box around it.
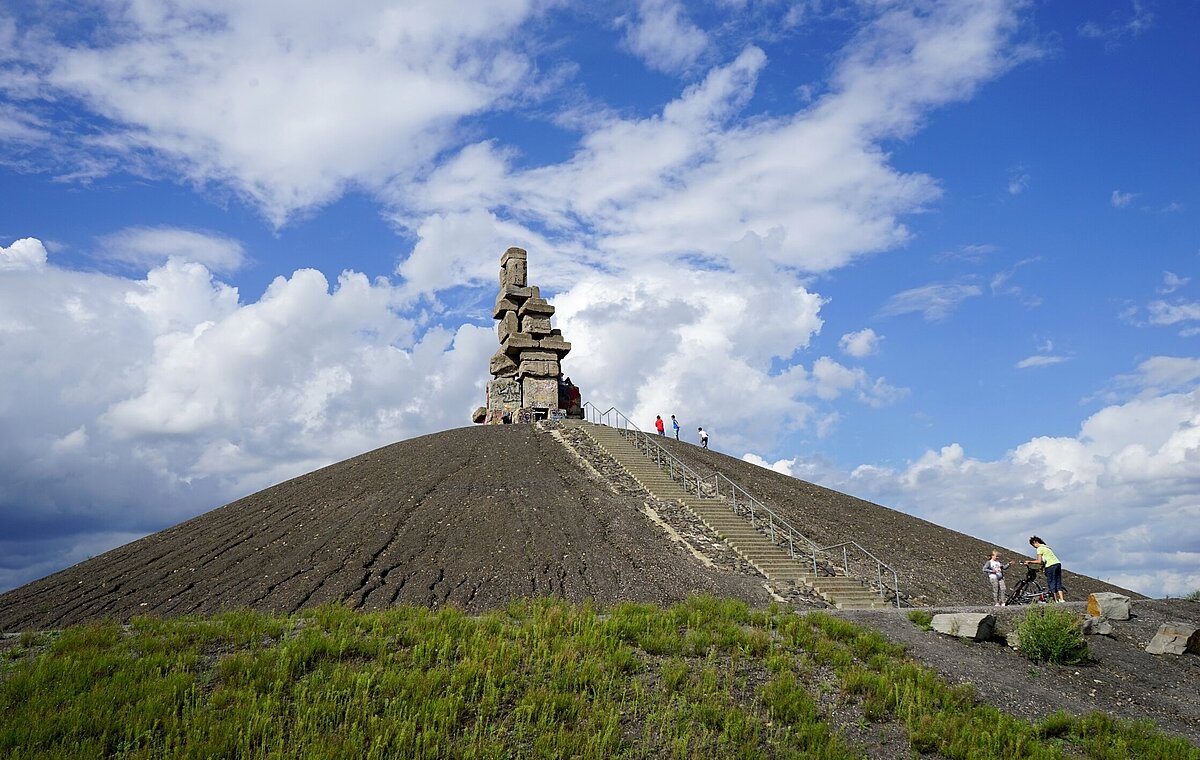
[0,425,771,631]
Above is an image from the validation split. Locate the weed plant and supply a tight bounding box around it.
[1015,606,1090,665]
[1,597,1194,759]
[907,609,933,630]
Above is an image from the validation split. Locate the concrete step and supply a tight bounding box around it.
[578,423,897,610]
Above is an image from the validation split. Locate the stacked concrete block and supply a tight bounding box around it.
[475,247,577,423]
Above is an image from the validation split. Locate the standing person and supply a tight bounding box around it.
[655,415,665,436]
[698,427,708,449]
[1024,536,1065,602]
[983,550,1013,607]
[671,414,680,440]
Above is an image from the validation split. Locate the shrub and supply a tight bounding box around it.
[1185,588,1200,602]
[907,610,933,630]
[1016,606,1089,664]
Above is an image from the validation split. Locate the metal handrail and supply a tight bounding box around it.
[580,402,902,606]
[582,404,713,499]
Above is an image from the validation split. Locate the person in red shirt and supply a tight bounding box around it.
[655,415,665,435]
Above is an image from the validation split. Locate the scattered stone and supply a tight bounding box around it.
[931,612,995,641]
[1082,615,1114,636]
[471,406,487,424]
[1088,592,1131,621]
[1145,621,1200,655]
[1005,629,1020,650]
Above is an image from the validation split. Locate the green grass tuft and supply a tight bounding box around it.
[907,609,934,630]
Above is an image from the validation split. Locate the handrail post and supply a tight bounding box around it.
[843,546,849,577]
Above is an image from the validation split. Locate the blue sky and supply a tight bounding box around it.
[1,0,1197,599]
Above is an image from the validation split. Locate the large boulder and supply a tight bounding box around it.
[1145,622,1200,656]
[931,612,995,641]
[1087,592,1131,621]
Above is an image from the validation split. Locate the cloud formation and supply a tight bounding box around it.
[1111,190,1137,208]
[620,0,710,74]
[880,282,983,321]
[97,227,247,273]
[1015,355,1067,369]
[1,0,541,225]
[839,328,882,358]
[0,243,494,590]
[748,356,1200,597]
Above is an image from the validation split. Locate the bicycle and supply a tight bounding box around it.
[1005,566,1050,605]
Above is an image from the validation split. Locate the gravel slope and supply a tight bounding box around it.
[0,425,771,630]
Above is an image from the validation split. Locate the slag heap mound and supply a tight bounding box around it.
[472,247,581,424]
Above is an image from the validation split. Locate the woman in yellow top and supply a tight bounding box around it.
[1024,536,1065,602]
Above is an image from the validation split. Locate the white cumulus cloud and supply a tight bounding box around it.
[620,0,710,74]
[0,238,495,590]
[0,237,48,270]
[839,328,881,357]
[788,358,1200,598]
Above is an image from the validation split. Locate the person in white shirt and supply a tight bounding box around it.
[698,427,709,449]
[983,550,1013,606]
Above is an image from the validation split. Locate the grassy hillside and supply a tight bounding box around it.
[2,597,1194,759]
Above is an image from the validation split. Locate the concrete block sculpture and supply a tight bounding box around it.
[474,247,582,423]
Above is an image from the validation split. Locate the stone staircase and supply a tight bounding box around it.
[571,421,891,609]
